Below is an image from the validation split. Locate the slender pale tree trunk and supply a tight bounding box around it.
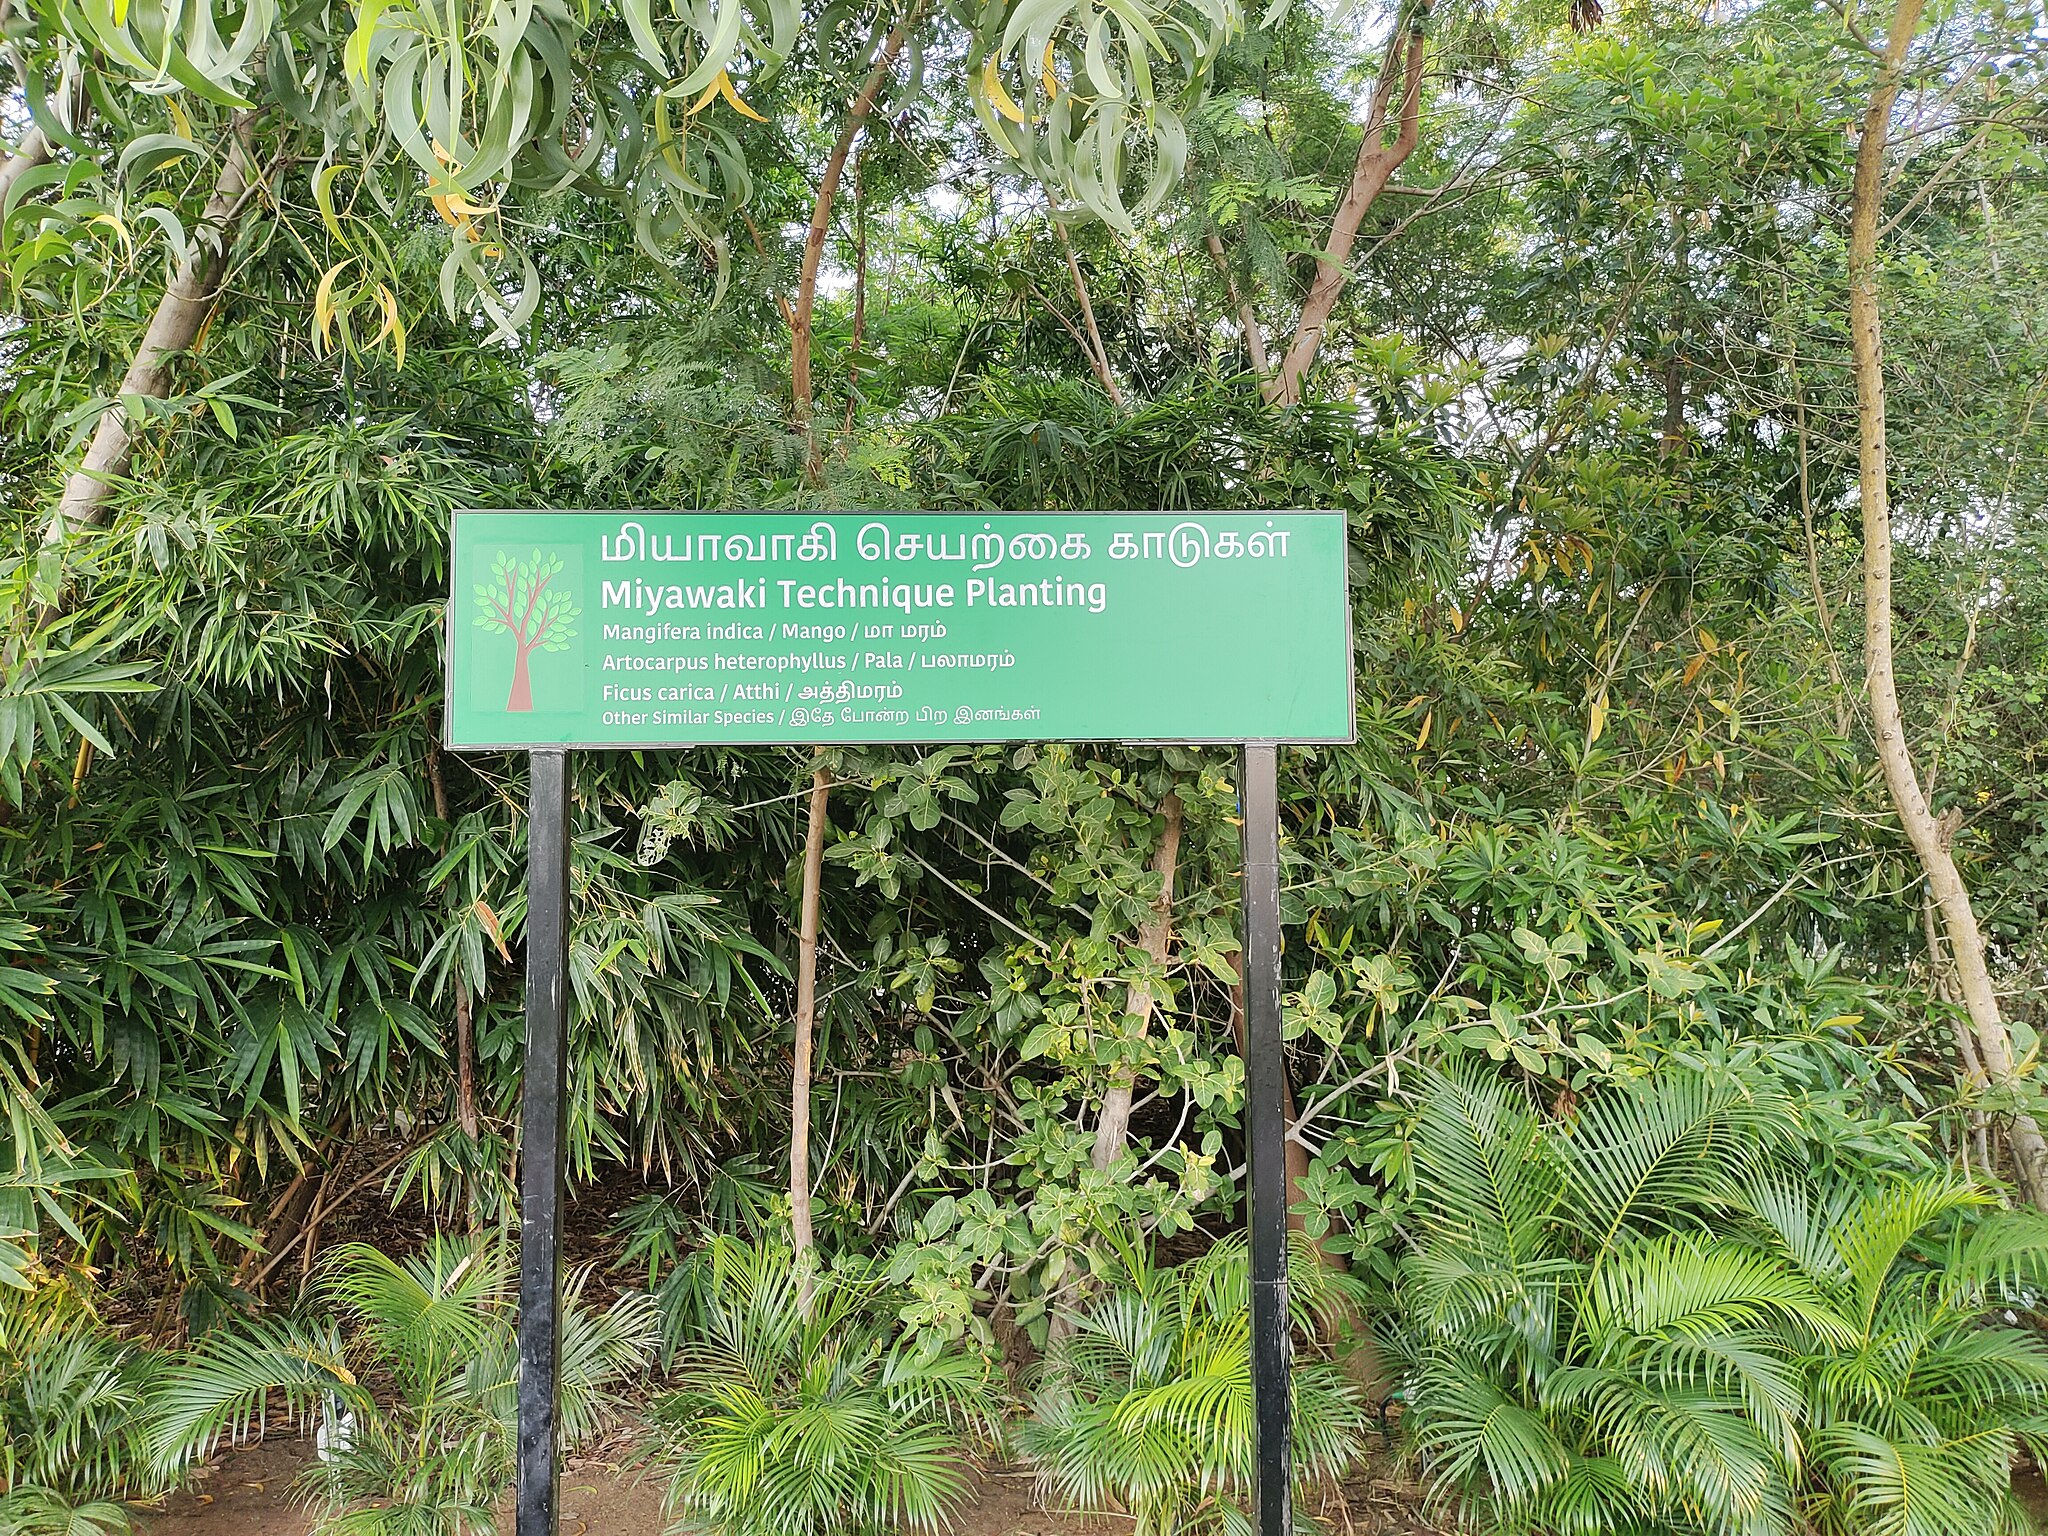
[791,1,926,478]
[1055,220,1124,410]
[0,123,52,206]
[1265,13,1426,406]
[1091,795,1183,1170]
[1923,889,1995,1187]
[1045,795,1183,1350]
[0,49,81,208]
[45,119,264,550]
[1848,0,2048,1208]
[790,760,832,1298]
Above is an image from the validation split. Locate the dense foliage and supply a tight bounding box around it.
[5,0,2048,1529]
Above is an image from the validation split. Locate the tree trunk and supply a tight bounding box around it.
[0,123,51,207]
[45,118,261,550]
[0,51,82,209]
[790,1,926,479]
[1266,15,1426,407]
[1056,220,1124,410]
[1091,795,1183,1171]
[1848,0,2048,1210]
[1922,888,1995,1186]
[508,647,534,712]
[790,759,833,1296]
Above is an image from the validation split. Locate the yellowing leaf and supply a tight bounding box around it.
[981,55,1027,123]
[718,70,768,121]
[1415,710,1432,751]
[1041,41,1059,99]
[1587,690,1609,745]
[371,285,406,370]
[431,193,483,242]
[313,259,353,352]
[86,212,133,252]
[1682,651,1707,687]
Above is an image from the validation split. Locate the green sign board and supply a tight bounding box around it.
[445,511,1353,749]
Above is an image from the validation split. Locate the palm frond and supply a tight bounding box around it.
[144,1319,360,1480]
[1559,1070,1795,1254]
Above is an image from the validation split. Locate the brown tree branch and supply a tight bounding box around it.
[842,148,869,445]
[791,0,928,479]
[1055,218,1124,410]
[742,213,798,329]
[1268,15,1427,406]
[1090,795,1182,1172]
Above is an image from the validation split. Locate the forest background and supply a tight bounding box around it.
[4,0,2048,1530]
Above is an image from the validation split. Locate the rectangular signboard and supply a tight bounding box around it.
[445,511,1353,749]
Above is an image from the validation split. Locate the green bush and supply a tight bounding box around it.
[650,1238,1000,1536]
[1394,1067,2048,1536]
[0,1280,163,1536]
[149,1238,655,1536]
[1015,1235,1373,1536]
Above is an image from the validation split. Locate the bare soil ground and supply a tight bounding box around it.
[140,1435,1445,1535]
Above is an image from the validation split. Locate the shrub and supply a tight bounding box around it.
[0,1280,164,1536]
[1394,1067,2048,1536]
[651,1238,1000,1536]
[149,1237,655,1536]
[1015,1235,1374,1536]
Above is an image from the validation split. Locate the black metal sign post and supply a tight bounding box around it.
[516,749,571,1536]
[509,742,1299,1536]
[1240,743,1292,1536]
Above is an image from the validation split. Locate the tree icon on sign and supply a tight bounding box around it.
[475,550,578,712]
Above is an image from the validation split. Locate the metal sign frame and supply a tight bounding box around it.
[458,512,1347,1536]
[444,509,1355,751]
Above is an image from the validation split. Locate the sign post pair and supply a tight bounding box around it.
[445,510,1356,1536]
